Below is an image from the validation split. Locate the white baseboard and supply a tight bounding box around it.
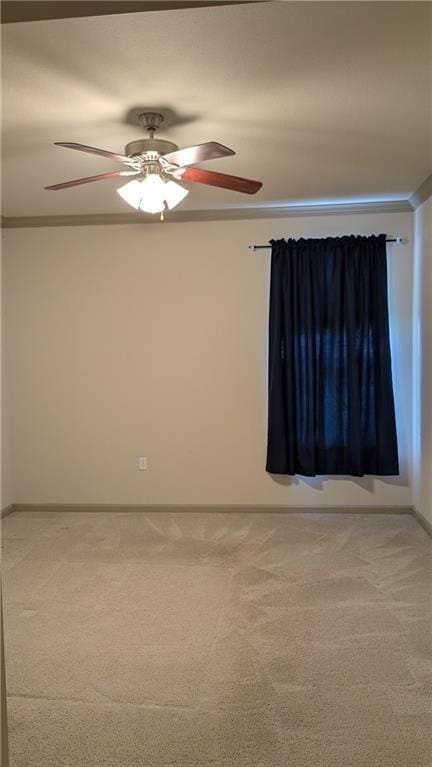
[5,503,430,536]
[412,507,432,538]
[0,505,15,520]
[12,503,412,515]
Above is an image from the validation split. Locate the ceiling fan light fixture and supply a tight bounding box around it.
[164,180,189,210]
[138,174,166,213]
[116,179,143,210]
[117,174,189,215]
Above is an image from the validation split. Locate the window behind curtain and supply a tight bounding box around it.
[266,234,399,477]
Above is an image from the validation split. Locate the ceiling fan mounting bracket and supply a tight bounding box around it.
[138,111,164,137]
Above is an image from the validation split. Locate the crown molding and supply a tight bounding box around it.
[0,200,413,229]
[409,174,432,210]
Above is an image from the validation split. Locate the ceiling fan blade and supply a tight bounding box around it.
[179,167,262,194]
[54,142,132,164]
[45,170,139,191]
[161,142,235,168]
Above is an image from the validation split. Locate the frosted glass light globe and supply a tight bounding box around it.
[117,174,189,214]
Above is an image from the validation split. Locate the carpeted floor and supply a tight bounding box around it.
[1,510,431,767]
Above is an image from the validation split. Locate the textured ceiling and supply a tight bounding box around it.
[1,1,431,217]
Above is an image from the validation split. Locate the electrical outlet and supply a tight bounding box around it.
[139,457,147,471]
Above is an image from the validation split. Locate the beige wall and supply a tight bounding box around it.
[413,196,432,524]
[2,211,413,507]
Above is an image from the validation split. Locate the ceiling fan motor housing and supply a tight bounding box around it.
[124,138,179,158]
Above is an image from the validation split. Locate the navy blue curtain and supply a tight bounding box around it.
[266,235,399,476]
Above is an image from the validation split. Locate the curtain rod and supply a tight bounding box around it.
[248,237,403,251]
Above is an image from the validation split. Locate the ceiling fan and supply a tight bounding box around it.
[45,112,263,216]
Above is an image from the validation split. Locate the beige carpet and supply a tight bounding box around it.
[1,510,431,767]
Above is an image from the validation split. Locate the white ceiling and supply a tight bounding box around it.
[1,1,431,218]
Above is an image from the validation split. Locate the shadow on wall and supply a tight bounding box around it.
[269,468,410,493]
